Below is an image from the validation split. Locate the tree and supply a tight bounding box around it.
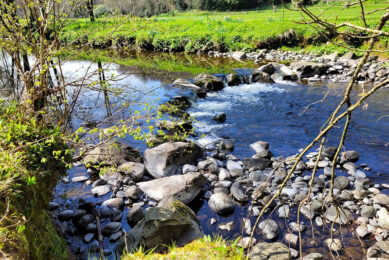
[87,0,95,21]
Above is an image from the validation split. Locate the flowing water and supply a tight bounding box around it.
[52,54,389,259]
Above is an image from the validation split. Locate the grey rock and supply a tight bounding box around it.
[144,142,202,179]
[250,141,270,154]
[356,226,369,238]
[230,182,248,202]
[243,158,270,171]
[218,221,234,231]
[110,231,123,242]
[72,176,89,182]
[102,222,121,236]
[278,205,290,218]
[303,253,323,260]
[226,160,243,178]
[226,73,242,86]
[259,219,279,240]
[102,198,123,209]
[252,70,275,83]
[91,185,111,196]
[92,179,107,188]
[58,210,74,222]
[118,162,145,181]
[325,206,354,224]
[373,193,389,206]
[325,238,342,252]
[249,242,290,260]
[218,168,231,181]
[116,200,203,254]
[258,64,276,75]
[341,151,359,163]
[333,176,350,190]
[83,140,140,166]
[138,172,204,205]
[208,192,235,215]
[83,233,95,243]
[361,205,376,218]
[290,222,306,232]
[182,164,198,174]
[194,73,224,92]
[124,186,142,200]
[127,206,144,225]
[78,214,94,228]
[284,233,298,245]
[367,241,389,259]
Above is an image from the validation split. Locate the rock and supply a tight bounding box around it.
[58,210,74,222]
[290,61,329,78]
[92,179,107,188]
[324,206,354,224]
[116,200,203,254]
[127,206,144,225]
[138,172,204,205]
[48,202,59,211]
[100,169,120,182]
[303,253,323,260]
[341,151,359,163]
[373,193,389,206]
[226,73,242,86]
[232,51,247,60]
[172,79,202,92]
[78,214,94,228]
[338,52,357,63]
[278,205,290,218]
[258,64,276,75]
[377,208,389,230]
[144,142,202,179]
[249,242,290,260]
[91,185,111,196]
[259,219,279,240]
[230,182,248,202]
[237,237,257,249]
[322,52,338,62]
[123,186,142,200]
[83,233,95,243]
[243,158,270,171]
[218,221,234,231]
[194,73,224,92]
[182,164,198,174]
[285,233,298,245]
[250,141,270,153]
[156,120,193,135]
[290,222,305,232]
[279,65,297,81]
[226,160,243,178]
[367,241,389,259]
[361,205,376,218]
[111,209,123,222]
[333,176,350,190]
[72,176,89,182]
[356,226,369,238]
[167,96,191,111]
[213,113,226,123]
[118,162,145,181]
[102,198,123,209]
[252,70,275,83]
[208,192,235,215]
[322,146,337,160]
[110,231,123,242]
[325,238,342,251]
[219,168,231,181]
[82,140,140,166]
[102,222,122,236]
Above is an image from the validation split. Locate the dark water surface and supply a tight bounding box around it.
[52,57,389,259]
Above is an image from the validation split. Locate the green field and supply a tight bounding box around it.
[62,0,389,53]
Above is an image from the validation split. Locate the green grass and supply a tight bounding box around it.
[122,235,244,260]
[61,1,389,53]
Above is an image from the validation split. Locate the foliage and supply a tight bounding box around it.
[122,235,244,259]
[0,100,70,258]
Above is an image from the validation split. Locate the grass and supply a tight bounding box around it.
[122,235,245,260]
[61,1,389,53]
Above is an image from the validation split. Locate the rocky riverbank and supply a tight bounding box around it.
[49,53,389,259]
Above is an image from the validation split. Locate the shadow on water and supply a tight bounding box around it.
[52,54,389,259]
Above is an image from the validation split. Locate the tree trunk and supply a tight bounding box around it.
[87,0,95,22]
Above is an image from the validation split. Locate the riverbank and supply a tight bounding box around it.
[61,1,388,57]
[0,101,70,259]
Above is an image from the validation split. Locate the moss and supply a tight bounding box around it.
[122,235,244,260]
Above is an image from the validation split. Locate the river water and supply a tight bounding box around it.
[52,54,389,259]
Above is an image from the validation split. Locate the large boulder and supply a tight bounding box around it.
[249,242,290,260]
[144,142,202,179]
[172,78,205,97]
[194,73,224,92]
[252,70,275,83]
[367,241,389,259]
[117,162,145,181]
[137,172,205,205]
[82,140,141,166]
[116,200,203,255]
[290,61,329,78]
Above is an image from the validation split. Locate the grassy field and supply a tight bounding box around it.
[62,0,389,53]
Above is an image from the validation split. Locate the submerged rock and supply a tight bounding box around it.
[259,219,279,240]
[144,142,202,179]
[116,200,203,255]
